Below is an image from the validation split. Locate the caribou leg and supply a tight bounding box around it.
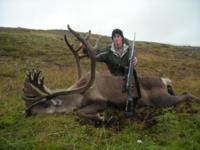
[174,92,200,105]
[77,102,107,122]
[152,92,200,107]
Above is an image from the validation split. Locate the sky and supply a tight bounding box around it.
[0,0,199,46]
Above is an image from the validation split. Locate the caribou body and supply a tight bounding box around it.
[23,25,200,122]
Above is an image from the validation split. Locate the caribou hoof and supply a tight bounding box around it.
[97,113,105,122]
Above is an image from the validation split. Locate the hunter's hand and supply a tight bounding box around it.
[79,42,86,49]
[131,56,138,66]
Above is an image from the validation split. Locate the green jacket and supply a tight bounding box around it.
[84,38,132,76]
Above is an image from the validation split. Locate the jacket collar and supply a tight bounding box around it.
[110,42,129,58]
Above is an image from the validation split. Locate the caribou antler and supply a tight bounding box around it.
[49,25,96,96]
[24,25,97,103]
[64,29,91,79]
[23,69,52,102]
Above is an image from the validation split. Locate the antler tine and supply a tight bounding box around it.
[85,30,91,41]
[64,34,81,79]
[94,36,101,49]
[67,25,94,53]
[27,70,33,82]
[33,69,41,85]
[76,30,91,53]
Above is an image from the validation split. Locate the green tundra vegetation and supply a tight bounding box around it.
[0,27,200,150]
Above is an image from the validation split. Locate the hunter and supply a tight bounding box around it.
[81,29,139,115]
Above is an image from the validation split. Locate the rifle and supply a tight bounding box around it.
[125,33,141,116]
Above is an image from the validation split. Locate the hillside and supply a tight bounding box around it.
[0,27,200,149]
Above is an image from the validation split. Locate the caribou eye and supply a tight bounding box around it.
[40,101,51,108]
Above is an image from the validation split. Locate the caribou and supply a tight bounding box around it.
[23,25,200,122]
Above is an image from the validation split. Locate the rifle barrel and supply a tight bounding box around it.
[126,33,136,90]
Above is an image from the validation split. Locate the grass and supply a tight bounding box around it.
[0,27,200,149]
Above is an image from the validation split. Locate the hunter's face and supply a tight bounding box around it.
[113,34,123,49]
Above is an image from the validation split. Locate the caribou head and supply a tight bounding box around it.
[23,25,200,122]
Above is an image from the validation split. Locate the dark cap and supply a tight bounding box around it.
[111,29,124,40]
